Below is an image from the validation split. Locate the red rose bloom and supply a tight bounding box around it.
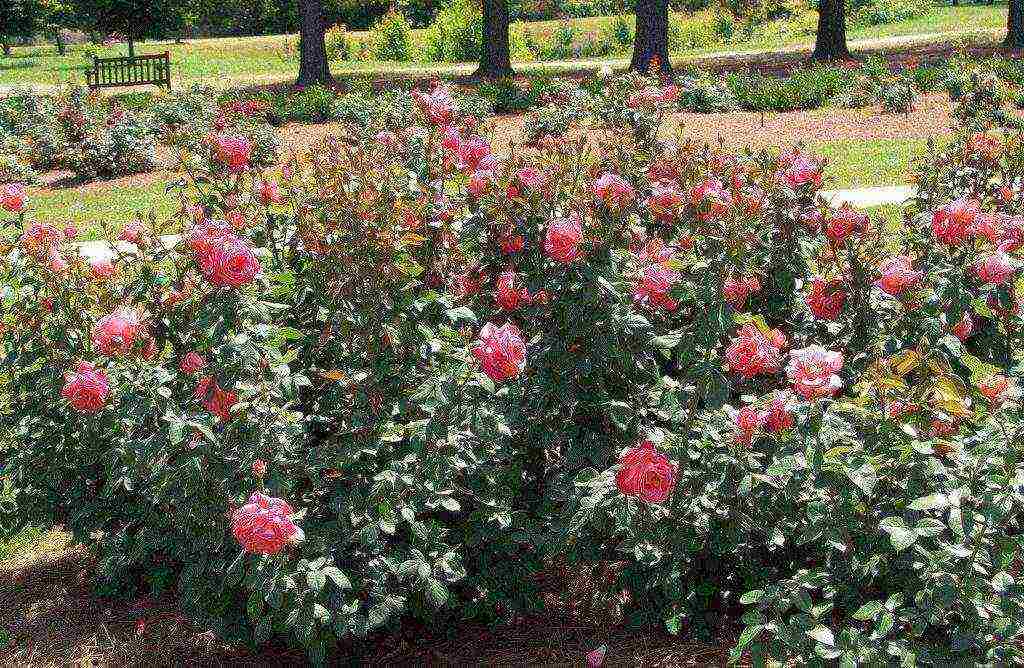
[647,184,685,223]
[806,277,846,321]
[593,173,635,211]
[179,352,206,375]
[211,134,252,173]
[932,199,979,246]
[615,440,677,504]
[759,392,795,433]
[232,492,301,555]
[544,217,583,264]
[1,183,27,213]
[953,312,974,341]
[723,275,761,310]
[725,323,785,379]
[61,361,110,413]
[690,178,734,222]
[198,235,261,288]
[252,459,267,478]
[195,376,239,421]
[825,206,869,246]
[874,256,923,296]
[633,263,680,312]
[778,151,823,189]
[975,251,1015,285]
[258,179,284,206]
[473,322,527,383]
[495,271,532,311]
[978,374,1009,405]
[92,307,147,356]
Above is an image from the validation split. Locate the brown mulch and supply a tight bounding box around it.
[1,531,735,667]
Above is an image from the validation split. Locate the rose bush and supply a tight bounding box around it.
[3,77,1024,665]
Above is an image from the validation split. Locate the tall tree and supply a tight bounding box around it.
[296,0,331,86]
[71,0,187,56]
[811,0,850,61]
[630,0,671,73]
[1,0,45,57]
[1007,0,1024,50]
[475,0,513,78]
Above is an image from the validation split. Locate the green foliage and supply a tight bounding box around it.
[369,9,414,62]
[324,23,353,62]
[422,0,480,63]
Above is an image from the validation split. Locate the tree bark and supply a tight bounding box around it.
[2,39,10,57]
[297,0,331,86]
[1007,0,1024,50]
[128,30,135,58]
[630,0,672,74]
[812,0,850,61]
[56,31,66,56]
[475,0,513,78]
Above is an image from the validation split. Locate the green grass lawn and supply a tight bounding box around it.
[0,4,1008,88]
[810,137,938,189]
[21,136,931,235]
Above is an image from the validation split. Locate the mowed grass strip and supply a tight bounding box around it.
[0,4,1008,87]
[20,136,933,234]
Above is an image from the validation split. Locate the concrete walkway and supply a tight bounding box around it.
[821,185,916,209]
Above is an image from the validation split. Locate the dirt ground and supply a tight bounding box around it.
[1,530,737,667]
[32,92,953,205]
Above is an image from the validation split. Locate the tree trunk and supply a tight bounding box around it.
[811,0,850,61]
[128,33,135,58]
[475,0,513,78]
[297,0,331,86]
[56,31,66,56]
[2,39,10,57]
[630,0,672,74]
[1007,0,1024,50]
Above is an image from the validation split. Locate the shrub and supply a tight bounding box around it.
[676,72,740,112]
[369,9,414,62]
[669,11,720,52]
[422,0,480,63]
[728,66,849,111]
[325,23,353,61]
[5,74,1024,668]
[852,0,933,26]
[0,154,39,185]
[599,14,634,54]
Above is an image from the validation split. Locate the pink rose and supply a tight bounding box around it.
[472,322,527,383]
[725,323,786,379]
[517,167,547,190]
[458,136,492,173]
[615,440,677,504]
[1,183,27,213]
[544,217,583,264]
[467,170,492,196]
[647,184,684,223]
[89,258,115,279]
[806,277,846,321]
[975,251,1015,285]
[252,459,267,478]
[786,345,844,400]
[932,199,979,246]
[232,492,301,555]
[179,351,206,375]
[198,235,261,288]
[874,256,922,296]
[211,134,252,173]
[593,173,635,211]
[759,392,795,433]
[92,307,147,356]
[61,361,110,413]
[778,151,823,189]
[723,275,761,310]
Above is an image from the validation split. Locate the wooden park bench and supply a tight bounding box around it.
[85,51,172,90]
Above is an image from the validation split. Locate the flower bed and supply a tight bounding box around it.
[2,71,1024,665]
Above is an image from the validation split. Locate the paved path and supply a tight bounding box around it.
[821,185,916,209]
